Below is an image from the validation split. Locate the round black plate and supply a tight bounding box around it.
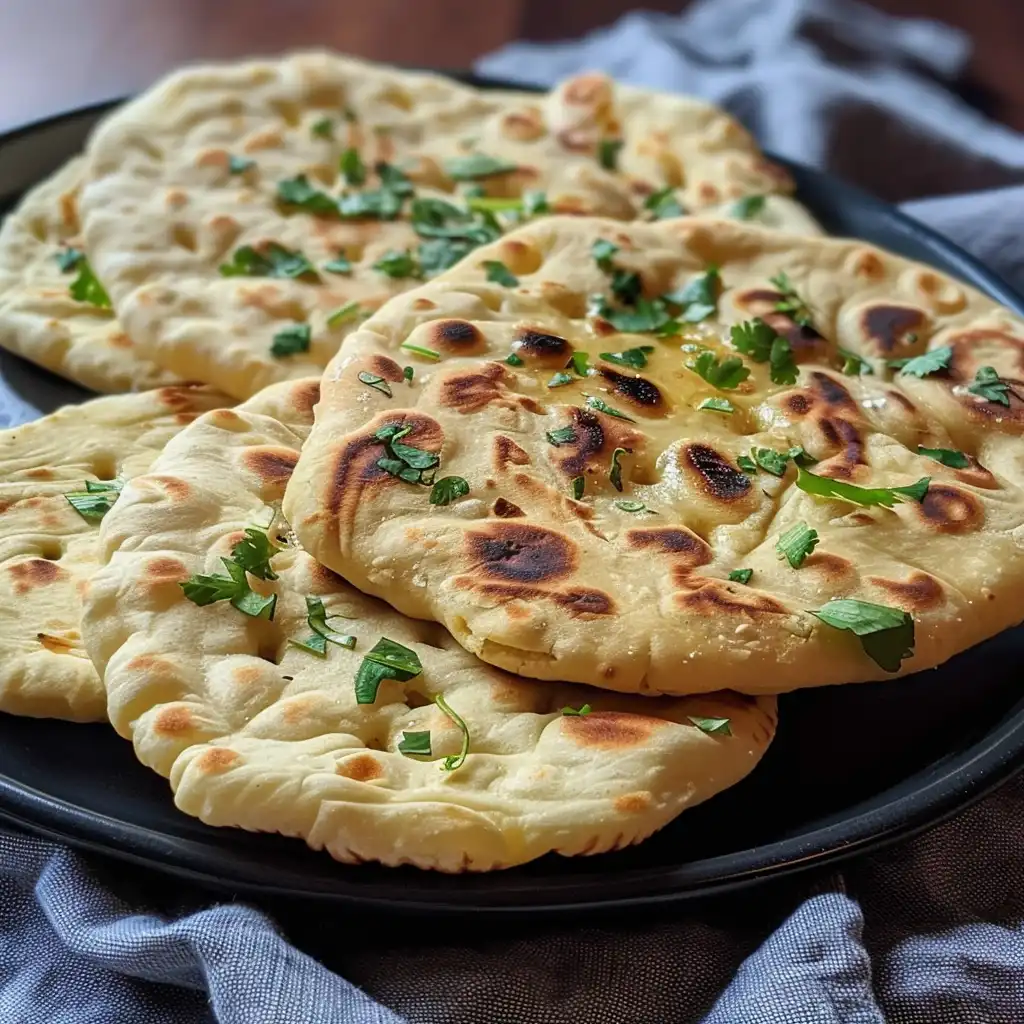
[2,80,1023,916]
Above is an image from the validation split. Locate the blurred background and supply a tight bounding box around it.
[2,0,1024,132]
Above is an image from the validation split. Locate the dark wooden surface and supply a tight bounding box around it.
[2,1,1023,132]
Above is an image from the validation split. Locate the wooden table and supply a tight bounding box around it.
[2,0,1023,133]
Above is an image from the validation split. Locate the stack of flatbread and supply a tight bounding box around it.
[1,52,1020,872]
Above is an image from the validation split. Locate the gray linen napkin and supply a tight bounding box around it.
[2,1,1024,1020]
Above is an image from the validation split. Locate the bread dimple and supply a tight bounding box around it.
[78,52,818,399]
[284,214,1024,697]
[81,377,777,872]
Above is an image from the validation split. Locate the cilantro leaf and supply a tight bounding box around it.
[811,599,915,672]
[484,260,518,287]
[311,116,334,139]
[610,447,627,491]
[730,195,766,220]
[340,147,366,186]
[610,268,642,305]
[354,637,422,704]
[752,447,790,477]
[728,568,753,585]
[276,175,337,215]
[769,271,815,328]
[584,395,636,422]
[410,198,500,244]
[547,426,577,446]
[570,476,585,500]
[838,346,873,376]
[270,323,311,358]
[358,371,392,397]
[323,255,352,274]
[69,259,111,308]
[435,693,470,771]
[644,187,685,220]
[374,424,440,485]
[600,346,653,370]
[228,155,255,174]
[398,731,432,757]
[523,190,550,217]
[737,455,758,474]
[688,716,732,736]
[967,365,1012,406]
[232,527,280,580]
[219,243,315,279]
[730,319,798,385]
[917,445,969,469]
[569,352,591,377]
[592,239,619,272]
[180,528,280,620]
[698,397,735,414]
[889,346,952,378]
[776,522,819,569]
[429,476,470,506]
[689,350,750,390]
[588,294,680,336]
[505,353,524,367]
[290,595,356,656]
[373,250,421,279]
[796,467,930,507]
[665,266,720,323]
[548,372,573,388]
[445,154,517,180]
[64,478,123,521]
[598,138,623,170]
[561,704,592,717]
[55,247,84,272]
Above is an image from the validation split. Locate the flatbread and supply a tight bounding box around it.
[0,158,180,392]
[81,377,776,871]
[78,53,814,400]
[284,215,1024,696]
[0,384,229,720]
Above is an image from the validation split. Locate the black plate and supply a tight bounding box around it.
[2,80,1024,916]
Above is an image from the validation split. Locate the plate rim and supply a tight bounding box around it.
[2,81,1024,915]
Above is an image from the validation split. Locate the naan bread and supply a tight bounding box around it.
[0,384,229,720]
[78,52,815,400]
[81,377,776,871]
[0,158,179,392]
[285,216,1024,696]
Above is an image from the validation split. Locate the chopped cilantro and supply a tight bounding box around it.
[698,397,735,414]
[838,347,873,376]
[326,301,364,328]
[398,731,432,757]
[688,716,732,736]
[644,187,685,220]
[689,350,750,390]
[64,479,122,521]
[583,394,636,421]
[796,467,930,507]
[484,260,518,287]
[609,447,627,491]
[55,247,84,272]
[665,266,720,323]
[276,175,337,215]
[614,500,656,514]
[399,341,440,361]
[600,346,653,369]
[68,259,111,308]
[769,271,815,329]
[444,154,517,180]
[889,346,952,377]
[435,693,470,771]
[429,476,470,506]
[730,195,766,220]
[598,138,623,170]
[547,426,577,446]
[570,476,585,500]
[270,323,311,358]
[374,250,421,279]
[219,243,315,279]
[561,704,592,717]
[811,599,915,672]
[968,365,1012,406]
[339,147,366,186]
[548,372,574,388]
[354,637,422,705]
[728,569,753,585]
[917,445,969,469]
[358,371,392,397]
[730,318,798,386]
[776,522,819,569]
[228,155,255,174]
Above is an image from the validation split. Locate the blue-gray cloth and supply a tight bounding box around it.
[4,0,1024,1020]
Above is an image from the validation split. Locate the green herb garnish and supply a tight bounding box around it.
[339,147,366,186]
[730,318,798,386]
[506,353,524,367]
[570,476,585,500]
[69,259,111,308]
[374,250,421,279]
[770,271,815,329]
[64,479,122,521]
[889,346,952,377]
[180,528,280,620]
[354,637,422,705]
[358,371,392,397]
[400,341,440,361]
[548,372,574,388]
[597,138,623,171]
[592,238,619,272]
[445,153,517,180]
[323,254,353,275]
[276,175,338,215]
[796,467,929,507]
[398,731,432,757]
[561,704,592,717]
[403,366,414,383]
[644,187,685,220]
[600,346,653,370]
[917,446,969,469]
[326,301,364,328]
[609,447,627,491]
[665,266,720,323]
[435,693,470,771]
[483,260,518,287]
[311,116,334,139]
[688,716,732,736]
[583,395,636,422]
[569,352,591,377]
[615,500,656,514]
[219,243,315,279]
[228,155,255,174]
[737,455,758,473]
[547,426,577,446]
[728,569,753,585]
[689,350,750,390]
[730,195,766,220]
[776,522,819,569]
[375,424,440,484]
[968,365,1012,406]
[698,397,735,414]
[55,247,84,272]
[751,447,789,477]
[838,347,873,376]
[288,595,356,657]
[429,476,470,506]
[811,599,914,672]
[270,323,311,358]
